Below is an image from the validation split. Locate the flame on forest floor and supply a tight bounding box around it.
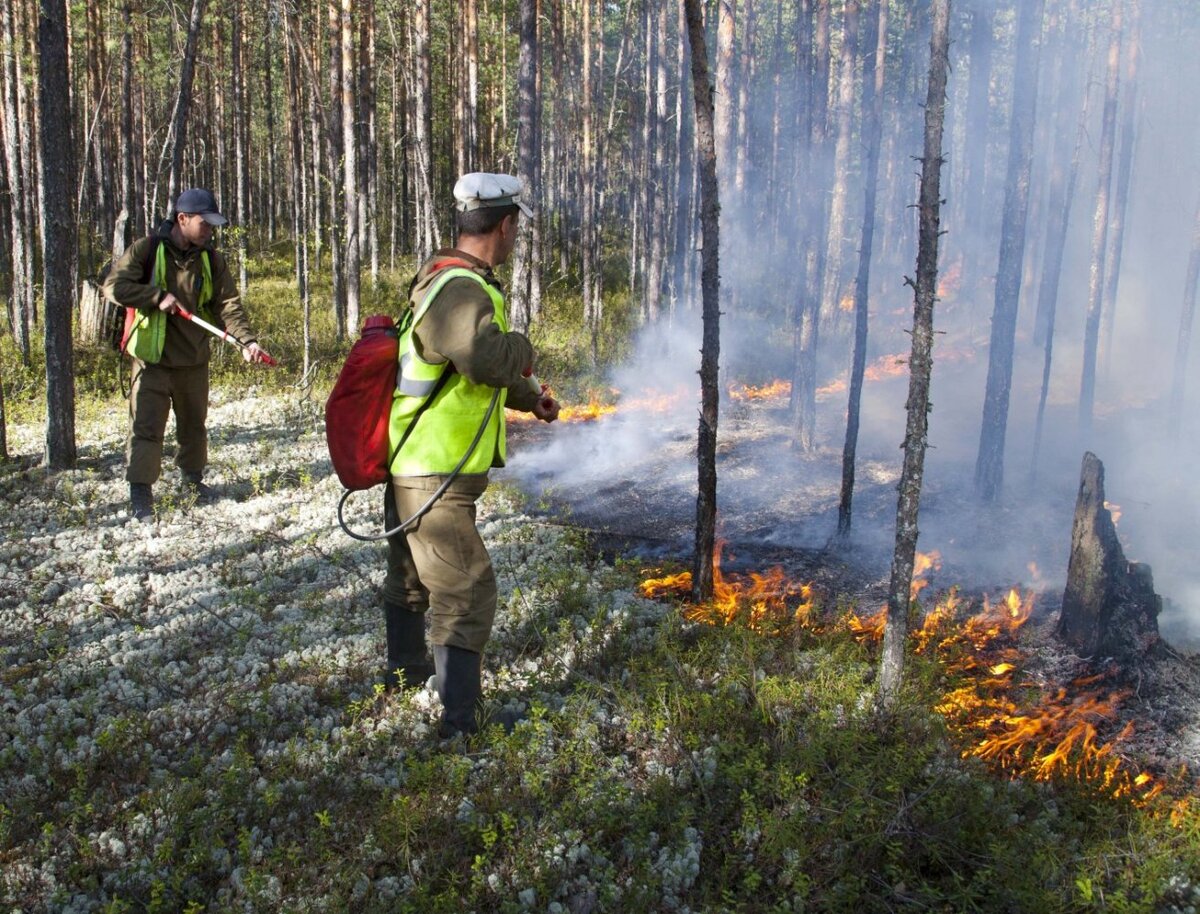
[849,585,1164,804]
[729,379,792,403]
[816,354,910,400]
[638,540,815,633]
[641,548,1166,805]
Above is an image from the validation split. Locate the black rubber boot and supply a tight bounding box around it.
[433,644,483,737]
[180,470,218,503]
[129,483,153,521]
[383,602,434,691]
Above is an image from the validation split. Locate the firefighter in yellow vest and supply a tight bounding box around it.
[105,188,271,520]
[381,172,560,737]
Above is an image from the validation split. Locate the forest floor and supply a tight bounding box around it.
[3,379,1200,913]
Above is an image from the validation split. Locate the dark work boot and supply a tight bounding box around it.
[180,470,218,503]
[129,483,153,521]
[383,601,435,691]
[433,644,483,737]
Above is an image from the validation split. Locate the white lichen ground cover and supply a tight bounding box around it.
[0,388,705,913]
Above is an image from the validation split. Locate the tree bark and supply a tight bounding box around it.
[819,0,859,325]
[1,0,32,362]
[878,0,951,709]
[838,0,888,536]
[116,0,134,261]
[974,0,1046,502]
[327,0,346,338]
[509,0,539,332]
[960,0,993,240]
[464,0,479,172]
[1100,0,1140,380]
[164,0,209,215]
[39,0,76,469]
[262,0,278,240]
[285,2,310,377]
[1078,0,1123,440]
[341,0,360,335]
[232,0,249,296]
[683,0,720,604]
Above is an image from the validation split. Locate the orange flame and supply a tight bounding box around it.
[729,379,792,403]
[937,258,963,300]
[639,541,815,634]
[642,553,1169,805]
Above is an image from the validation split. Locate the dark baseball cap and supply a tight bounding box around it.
[175,188,227,226]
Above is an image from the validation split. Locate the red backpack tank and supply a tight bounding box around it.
[325,315,399,490]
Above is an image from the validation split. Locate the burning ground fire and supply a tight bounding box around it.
[515,357,915,425]
[640,547,1169,805]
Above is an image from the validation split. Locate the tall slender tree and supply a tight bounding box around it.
[163,0,209,215]
[838,0,888,536]
[509,0,539,331]
[683,0,721,603]
[1079,0,1123,439]
[1100,0,1141,378]
[341,0,361,334]
[974,0,1046,502]
[1,0,32,363]
[879,0,952,709]
[39,0,76,469]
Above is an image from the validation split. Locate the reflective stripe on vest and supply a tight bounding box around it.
[388,268,510,476]
[125,243,214,362]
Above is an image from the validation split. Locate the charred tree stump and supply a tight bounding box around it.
[1057,452,1161,661]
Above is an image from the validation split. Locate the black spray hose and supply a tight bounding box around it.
[336,388,501,542]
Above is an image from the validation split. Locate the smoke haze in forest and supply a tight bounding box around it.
[509,0,1200,649]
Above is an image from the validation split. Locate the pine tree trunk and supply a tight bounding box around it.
[960,0,993,242]
[820,0,859,325]
[714,0,736,192]
[1,0,31,363]
[327,0,345,339]
[39,0,76,469]
[285,3,310,377]
[232,0,249,296]
[878,0,951,710]
[413,0,437,260]
[1079,0,1123,440]
[838,0,887,537]
[1031,4,1091,479]
[464,0,478,172]
[671,0,695,316]
[790,0,832,452]
[340,0,360,334]
[1032,0,1084,346]
[1100,0,1140,380]
[361,0,377,285]
[974,0,1046,502]
[581,0,599,361]
[262,0,277,240]
[117,1,134,258]
[164,0,208,212]
[510,0,539,332]
[683,0,720,603]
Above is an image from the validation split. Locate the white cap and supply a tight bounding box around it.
[453,172,533,218]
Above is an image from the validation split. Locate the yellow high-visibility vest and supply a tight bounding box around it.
[387,268,509,476]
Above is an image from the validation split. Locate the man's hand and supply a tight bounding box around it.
[243,342,272,364]
[158,292,181,314]
[532,395,561,423]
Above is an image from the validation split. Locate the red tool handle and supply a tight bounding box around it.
[176,306,277,366]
